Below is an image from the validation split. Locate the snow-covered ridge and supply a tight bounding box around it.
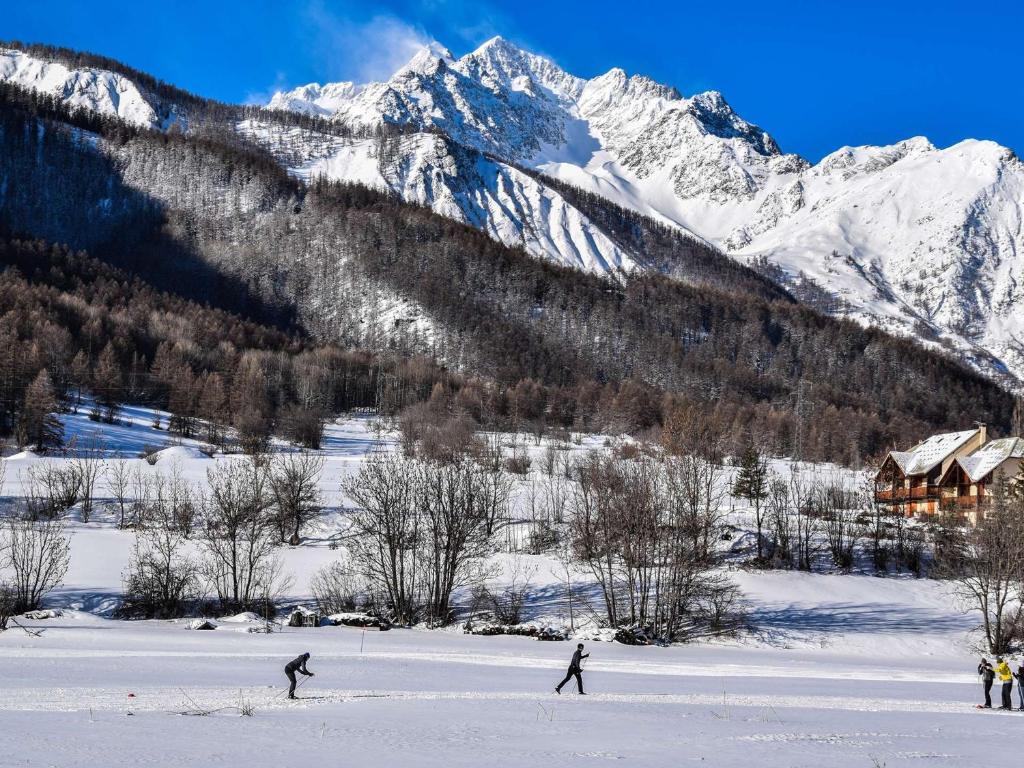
[0,47,159,127]
[236,120,638,274]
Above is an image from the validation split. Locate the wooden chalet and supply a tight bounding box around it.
[936,437,1024,524]
[874,426,987,516]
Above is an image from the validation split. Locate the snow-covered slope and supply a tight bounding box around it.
[269,37,1024,384]
[4,40,1023,383]
[728,139,1024,377]
[0,412,1004,767]
[237,120,638,274]
[0,47,160,127]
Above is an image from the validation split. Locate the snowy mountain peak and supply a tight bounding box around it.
[457,36,584,103]
[267,81,363,116]
[816,136,937,177]
[584,67,681,106]
[395,41,455,78]
[684,90,780,156]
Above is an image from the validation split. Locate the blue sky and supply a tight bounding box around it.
[3,0,1021,161]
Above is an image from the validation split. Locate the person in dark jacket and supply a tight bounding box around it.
[555,643,589,695]
[285,652,314,699]
[978,658,995,708]
[1015,663,1024,711]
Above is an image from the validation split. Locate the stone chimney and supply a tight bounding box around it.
[978,423,988,445]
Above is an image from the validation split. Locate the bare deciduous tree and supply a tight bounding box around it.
[767,475,794,568]
[104,460,133,529]
[417,458,493,624]
[477,463,514,537]
[344,453,496,625]
[568,451,740,641]
[343,453,422,624]
[664,454,726,562]
[3,516,71,612]
[200,458,290,612]
[269,451,324,545]
[68,432,106,523]
[817,479,860,570]
[119,497,199,619]
[934,482,1024,654]
[789,470,820,572]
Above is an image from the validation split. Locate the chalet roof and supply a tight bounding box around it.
[889,429,979,476]
[956,437,1024,483]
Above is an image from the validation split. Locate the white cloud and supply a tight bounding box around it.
[244,71,290,106]
[303,2,435,84]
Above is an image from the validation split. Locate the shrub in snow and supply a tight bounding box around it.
[325,612,391,630]
[24,464,81,518]
[287,606,321,627]
[310,560,361,615]
[465,623,566,640]
[502,451,531,475]
[613,627,653,646]
[0,584,15,631]
[23,608,62,620]
[140,445,163,465]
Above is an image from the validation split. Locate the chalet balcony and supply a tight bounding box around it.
[954,495,982,508]
[874,486,940,503]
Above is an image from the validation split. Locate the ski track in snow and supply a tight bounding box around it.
[0,647,979,686]
[0,686,993,716]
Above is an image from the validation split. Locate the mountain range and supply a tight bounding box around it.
[0,39,1016,462]
[4,39,1021,385]
[261,36,1024,385]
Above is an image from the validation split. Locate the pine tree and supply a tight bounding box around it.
[199,373,230,446]
[16,369,63,450]
[69,350,90,413]
[733,443,770,561]
[92,343,123,423]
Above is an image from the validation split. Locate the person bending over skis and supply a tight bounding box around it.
[285,652,314,699]
[555,643,589,695]
[978,658,995,708]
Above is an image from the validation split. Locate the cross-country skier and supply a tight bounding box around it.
[978,658,995,708]
[1015,663,1024,711]
[285,652,314,699]
[555,643,589,695]
[995,658,1013,710]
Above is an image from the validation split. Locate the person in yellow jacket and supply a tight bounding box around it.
[994,658,1014,710]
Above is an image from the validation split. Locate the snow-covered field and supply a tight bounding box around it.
[0,408,1011,767]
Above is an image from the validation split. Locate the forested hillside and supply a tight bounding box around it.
[0,79,1014,464]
